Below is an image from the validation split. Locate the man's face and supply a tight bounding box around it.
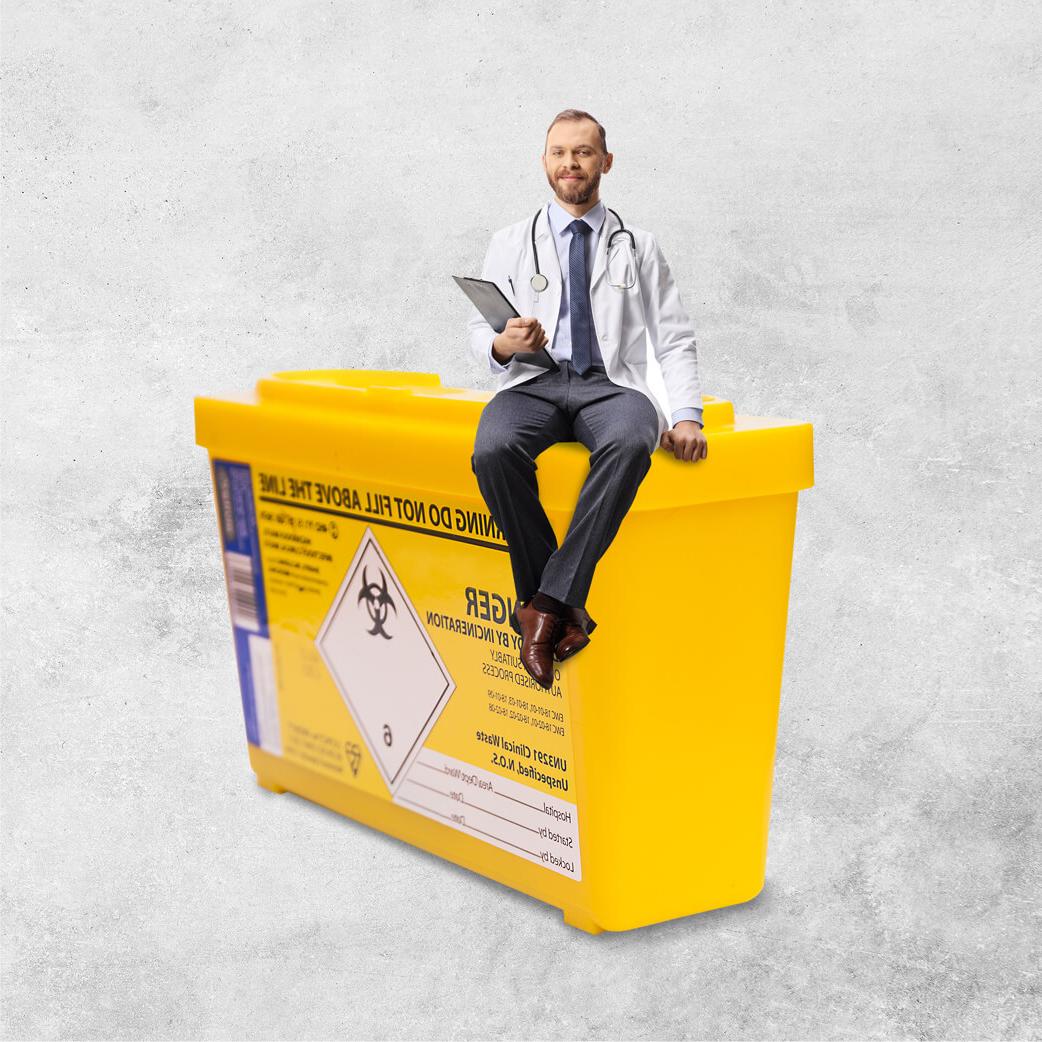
[542,119,613,205]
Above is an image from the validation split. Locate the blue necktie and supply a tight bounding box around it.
[566,219,593,374]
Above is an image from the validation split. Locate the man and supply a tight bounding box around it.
[467,109,707,690]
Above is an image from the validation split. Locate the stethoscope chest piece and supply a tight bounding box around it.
[529,273,549,292]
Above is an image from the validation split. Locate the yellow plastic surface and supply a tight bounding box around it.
[195,369,814,934]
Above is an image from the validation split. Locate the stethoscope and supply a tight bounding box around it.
[528,205,638,292]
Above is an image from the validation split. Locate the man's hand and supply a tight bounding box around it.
[492,317,549,363]
[660,420,707,462]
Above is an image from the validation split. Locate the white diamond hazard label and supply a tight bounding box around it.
[314,527,455,792]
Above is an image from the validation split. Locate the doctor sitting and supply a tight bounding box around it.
[467,108,707,690]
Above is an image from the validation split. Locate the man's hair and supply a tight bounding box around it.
[544,109,608,154]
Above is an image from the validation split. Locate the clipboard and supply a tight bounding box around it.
[452,276,560,372]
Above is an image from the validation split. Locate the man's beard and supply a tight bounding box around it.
[547,167,601,205]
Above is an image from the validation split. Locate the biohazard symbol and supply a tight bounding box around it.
[357,565,397,639]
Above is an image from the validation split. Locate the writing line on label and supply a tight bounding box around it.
[396,797,542,859]
[415,757,557,814]
[402,778,541,834]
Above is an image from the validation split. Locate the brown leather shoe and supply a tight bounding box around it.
[515,599,559,689]
[554,611,591,661]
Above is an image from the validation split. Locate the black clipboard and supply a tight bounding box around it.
[453,275,559,372]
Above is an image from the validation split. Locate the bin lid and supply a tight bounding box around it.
[194,369,813,511]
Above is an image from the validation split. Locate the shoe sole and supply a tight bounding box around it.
[555,634,591,662]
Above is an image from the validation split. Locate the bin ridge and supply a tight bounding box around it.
[195,370,810,513]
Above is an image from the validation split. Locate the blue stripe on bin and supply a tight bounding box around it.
[213,459,270,748]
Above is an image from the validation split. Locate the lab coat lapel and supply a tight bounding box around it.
[533,207,562,330]
[588,207,615,366]
[589,211,609,291]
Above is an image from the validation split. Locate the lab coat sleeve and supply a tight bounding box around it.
[639,234,704,427]
[488,335,511,373]
[467,232,513,374]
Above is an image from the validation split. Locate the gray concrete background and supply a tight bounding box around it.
[3,1,1039,1039]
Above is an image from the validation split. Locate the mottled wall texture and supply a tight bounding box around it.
[3,2,1039,1039]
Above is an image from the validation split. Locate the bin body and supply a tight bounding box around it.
[194,369,814,933]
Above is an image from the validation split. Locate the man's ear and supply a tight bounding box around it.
[602,151,614,174]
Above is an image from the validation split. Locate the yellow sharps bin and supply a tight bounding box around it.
[194,369,814,934]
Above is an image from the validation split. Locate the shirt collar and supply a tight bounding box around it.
[548,197,606,237]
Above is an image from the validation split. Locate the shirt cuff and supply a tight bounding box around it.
[671,407,704,428]
[488,337,511,373]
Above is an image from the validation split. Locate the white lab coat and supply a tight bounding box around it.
[467,205,703,443]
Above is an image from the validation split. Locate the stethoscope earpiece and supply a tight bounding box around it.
[529,205,637,292]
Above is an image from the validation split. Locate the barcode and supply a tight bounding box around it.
[225,551,260,631]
